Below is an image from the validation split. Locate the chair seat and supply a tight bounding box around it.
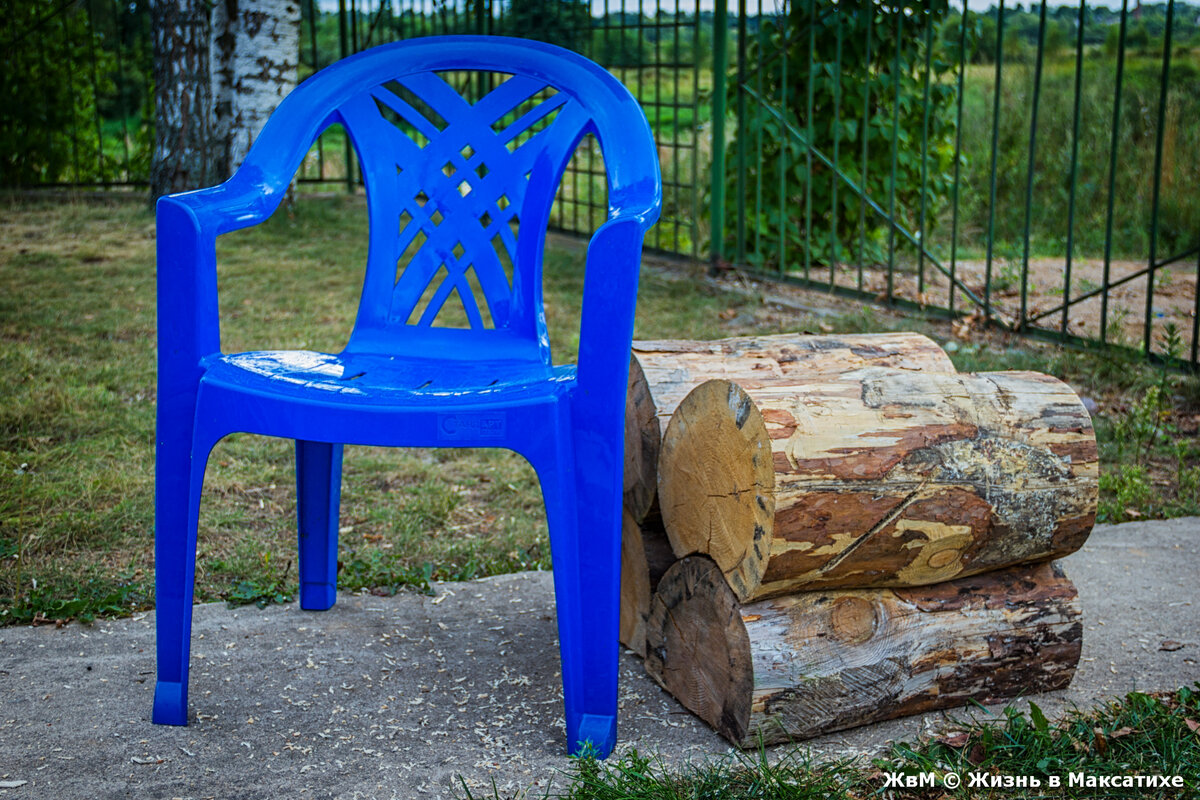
[202,350,577,408]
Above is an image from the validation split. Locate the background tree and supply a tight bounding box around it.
[211,0,301,178]
[150,0,218,198]
[504,0,592,51]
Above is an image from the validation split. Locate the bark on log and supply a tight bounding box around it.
[644,556,1082,747]
[619,514,675,657]
[657,369,1098,601]
[623,332,956,523]
[633,332,956,439]
[624,354,660,523]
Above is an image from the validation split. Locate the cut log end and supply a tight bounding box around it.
[658,380,776,601]
[644,555,753,742]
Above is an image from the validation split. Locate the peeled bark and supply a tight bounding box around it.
[657,369,1098,601]
[644,556,1082,747]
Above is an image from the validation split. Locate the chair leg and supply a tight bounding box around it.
[295,440,343,611]
[152,424,215,727]
[534,442,622,759]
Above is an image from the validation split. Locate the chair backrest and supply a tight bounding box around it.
[248,36,658,364]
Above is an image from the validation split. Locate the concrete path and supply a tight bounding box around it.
[0,518,1196,799]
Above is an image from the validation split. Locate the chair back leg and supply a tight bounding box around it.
[295,440,344,611]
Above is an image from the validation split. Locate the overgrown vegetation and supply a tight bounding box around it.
[530,686,1200,800]
[724,0,960,268]
[0,197,1195,626]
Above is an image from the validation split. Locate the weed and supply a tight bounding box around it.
[544,686,1200,800]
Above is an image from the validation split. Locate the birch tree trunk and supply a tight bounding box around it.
[151,0,218,198]
[211,0,301,179]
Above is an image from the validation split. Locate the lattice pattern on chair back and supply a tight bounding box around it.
[338,70,589,337]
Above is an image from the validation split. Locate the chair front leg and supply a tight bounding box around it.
[295,440,344,611]
[531,435,623,758]
[153,416,217,726]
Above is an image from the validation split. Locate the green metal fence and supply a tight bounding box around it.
[716,0,1200,370]
[295,0,706,259]
[3,0,1198,369]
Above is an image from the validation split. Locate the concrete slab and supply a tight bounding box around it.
[0,518,1196,798]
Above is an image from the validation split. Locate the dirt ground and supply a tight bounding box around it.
[844,256,1198,355]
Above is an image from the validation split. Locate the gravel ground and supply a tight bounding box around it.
[0,517,1196,799]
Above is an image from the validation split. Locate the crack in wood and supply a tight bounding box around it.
[816,482,928,575]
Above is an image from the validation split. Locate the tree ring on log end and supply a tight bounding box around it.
[645,556,754,743]
[659,380,775,602]
[830,596,878,645]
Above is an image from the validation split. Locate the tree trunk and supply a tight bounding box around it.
[623,332,956,523]
[151,0,218,199]
[658,369,1098,601]
[211,0,301,179]
[644,556,1082,747]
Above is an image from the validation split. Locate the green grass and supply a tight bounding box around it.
[0,195,783,625]
[0,196,1195,626]
[495,686,1200,800]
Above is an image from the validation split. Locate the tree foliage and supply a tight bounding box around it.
[725,0,961,268]
[504,0,592,51]
[0,1,112,186]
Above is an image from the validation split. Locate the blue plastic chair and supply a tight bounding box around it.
[152,35,660,758]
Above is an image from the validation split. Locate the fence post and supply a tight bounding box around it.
[709,0,728,269]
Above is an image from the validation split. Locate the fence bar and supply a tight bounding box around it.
[856,3,872,292]
[983,0,1005,324]
[84,0,107,184]
[1031,245,1200,323]
[777,8,787,276]
[949,0,967,317]
[112,0,133,180]
[338,0,354,192]
[829,0,842,287]
[1144,0,1175,355]
[1061,0,1086,340]
[916,5,932,297]
[60,12,82,183]
[710,0,728,267]
[885,5,902,303]
[735,0,747,262]
[753,0,765,261]
[803,0,814,280]
[1100,0,1128,345]
[1018,0,1047,331]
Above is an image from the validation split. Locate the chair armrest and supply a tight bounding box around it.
[572,215,653,423]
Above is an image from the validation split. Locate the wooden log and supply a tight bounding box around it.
[657,369,1098,601]
[633,331,957,440]
[619,513,675,657]
[623,332,957,524]
[644,556,1082,747]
